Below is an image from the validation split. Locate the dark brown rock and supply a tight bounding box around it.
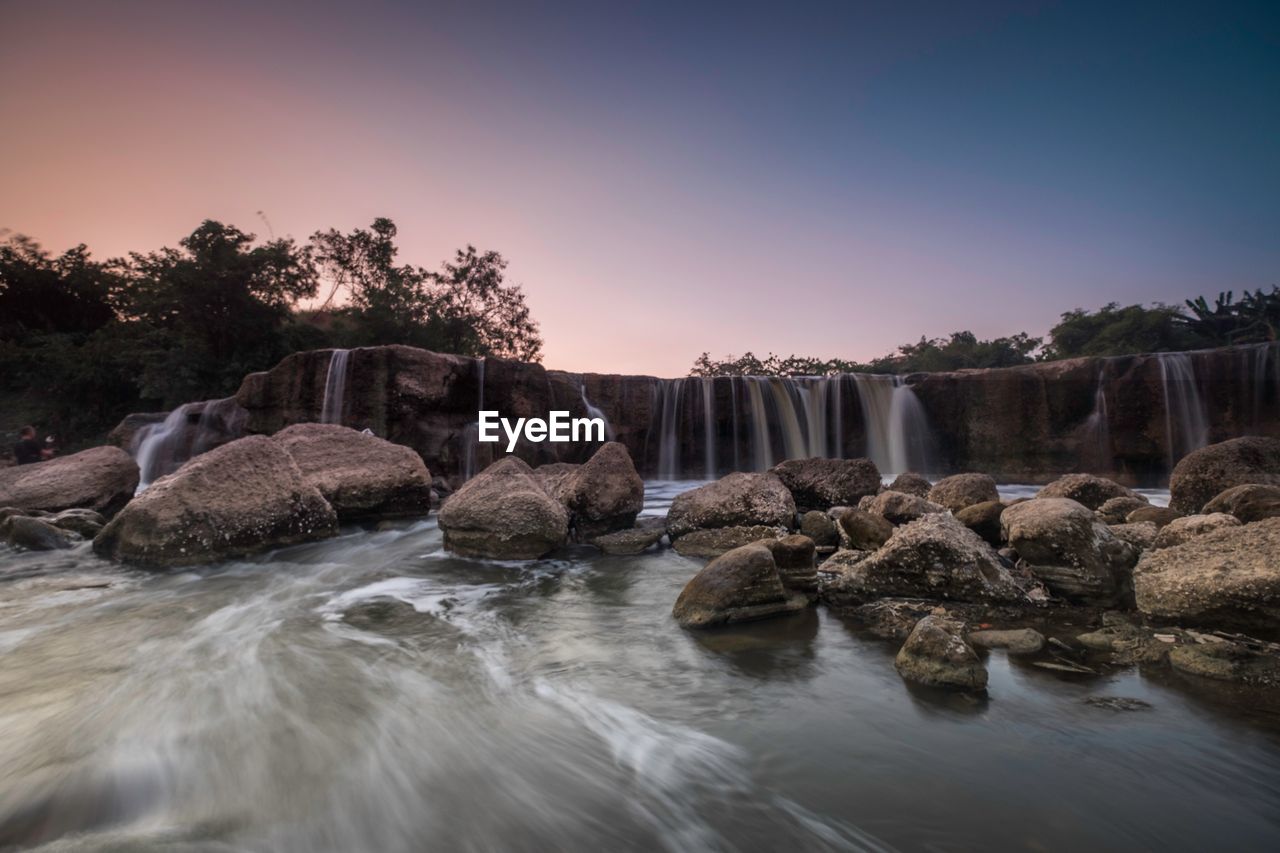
[1097,495,1150,525]
[1,515,72,551]
[760,534,817,594]
[799,510,838,547]
[670,525,785,558]
[894,613,988,690]
[954,500,1005,547]
[927,473,999,513]
[1126,506,1181,528]
[836,508,894,550]
[665,473,795,541]
[1169,436,1280,514]
[768,457,881,510]
[556,442,644,540]
[438,457,569,559]
[888,472,932,498]
[672,543,809,628]
[858,490,946,525]
[1001,498,1136,605]
[1202,483,1280,524]
[1036,474,1134,510]
[588,517,665,555]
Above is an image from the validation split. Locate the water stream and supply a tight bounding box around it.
[320,349,352,425]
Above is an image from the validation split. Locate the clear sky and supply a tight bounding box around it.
[2,0,1277,376]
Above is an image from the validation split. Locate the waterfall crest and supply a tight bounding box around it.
[1157,352,1209,467]
[132,397,247,490]
[320,349,351,425]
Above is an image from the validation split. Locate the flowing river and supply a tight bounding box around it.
[2,483,1279,851]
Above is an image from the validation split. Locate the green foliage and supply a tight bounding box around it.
[1181,288,1280,346]
[1041,303,1201,360]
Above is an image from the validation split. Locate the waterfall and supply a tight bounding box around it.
[580,382,616,442]
[461,358,486,481]
[851,374,932,476]
[1082,368,1112,471]
[656,378,686,479]
[1157,352,1209,468]
[320,349,351,425]
[767,379,807,462]
[701,379,715,478]
[1245,342,1280,430]
[133,397,247,490]
[745,379,773,470]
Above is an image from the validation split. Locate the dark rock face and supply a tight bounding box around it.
[672,543,809,628]
[0,447,139,518]
[760,534,818,595]
[1,515,72,551]
[1001,498,1136,605]
[799,510,839,547]
[273,423,433,522]
[836,508,894,551]
[768,457,880,510]
[93,436,338,568]
[1036,474,1134,510]
[1169,436,1280,514]
[44,508,106,538]
[588,518,665,555]
[665,473,795,541]
[437,457,568,559]
[927,473,998,513]
[894,613,988,690]
[1202,483,1280,523]
[954,500,1005,547]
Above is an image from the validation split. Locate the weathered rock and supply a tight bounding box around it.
[1097,495,1150,525]
[1036,474,1134,510]
[823,514,1026,607]
[0,446,139,518]
[530,462,579,503]
[858,490,946,525]
[836,508,894,550]
[665,473,795,540]
[1126,506,1181,528]
[1169,436,1280,514]
[894,613,988,690]
[888,472,932,499]
[1202,483,1280,524]
[769,457,881,510]
[1108,521,1159,553]
[927,473,999,513]
[1001,498,1136,605]
[556,442,644,539]
[1134,518,1280,632]
[954,500,1005,547]
[672,543,808,628]
[1153,513,1242,550]
[760,534,817,594]
[438,457,569,559]
[968,628,1045,655]
[799,510,838,547]
[671,525,785,558]
[1,515,72,551]
[45,508,106,538]
[273,423,432,522]
[1168,640,1280,687]
[588,517,665,555]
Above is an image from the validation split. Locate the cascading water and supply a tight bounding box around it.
[320,349,351,425]
[1082,368,1112,470]
[701,380,715,479]
[579,382,616,442]
[132,397,247,490]
[656,378,686,480]
[850,374,932,476]
[461,358,486,481]
[1157,352,1209,468]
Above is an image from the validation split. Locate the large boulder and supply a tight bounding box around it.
[588,517,666,555]
[760,534,818,595]
[1152,513,1242,550]
[1169,436,1280,514]
[1036,474,1134,510]
[1000,498,1136,605]
[823,514,1026,607]
[894,613,988,690]
[92,436,337,567]
[888,472,932,498]
[672,542,809,628]
[858,490,946,525]
[670,525,785,558]
[438,457,569,559]
[1134,518,1280,632]
[665,473,795,541]
[836,508,894,550]
[1202,484,1280,524]
[0,446,139,518]
[1097,495,1150,525]
[768,457,881,510]
[555,442,644,540]
[927,473,999,513]
[272,424,432,522]
[1,515,72,551]
[954,500,1005,547]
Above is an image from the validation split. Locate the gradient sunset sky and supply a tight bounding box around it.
[2,0,1277,375]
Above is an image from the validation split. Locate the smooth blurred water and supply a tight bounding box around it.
[0,483,1273,852]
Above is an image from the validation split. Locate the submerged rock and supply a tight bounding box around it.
[1169,436,1280,514]
[1169,640,1280,688]
[672,543,809,628]
[888,472,932,498]
[968,627,1045,655]
[554,442,644,540]
[0,446,139,518]
[588,517,665,555]
[670,525,784,558]
[927,473,999,513]
[1036,474,1134,511]
[768,457,881,510]
[858,490,946,525]
[1,515,72,551]
[665,472,795,541]
[894,613,988,690]
[1001,498,1136,605]
[1202,483,1280,524]
[438,457,569,559]
[273,423,433,522]
[45,508,107,539]
[1152,513,1242,550]
[93,436,337,568]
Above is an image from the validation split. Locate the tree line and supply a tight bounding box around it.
[0,219,542,444]
[690,290,1280,377]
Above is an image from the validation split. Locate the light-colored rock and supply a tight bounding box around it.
[438,456,569,559]
[769,457,881,510]
[928,473,999,513]
[1152,513,1242,550]
[857,490,946,525]
[665,473,795,540]
[1169,436,1280,514]
[672,543,809,628]
[555,442,644,540]
[670,525,785,558]
[1036,474,1134,510]
[888,472,932,498]
[0,446,139,517]
[1001,498,1136,605]
[968,628,1045,655]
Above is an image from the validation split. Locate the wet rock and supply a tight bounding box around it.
[93,435,338,568]
[438,456,569,559]
[1097,495,1150,525]
[835,508,894,550]
[0,446,139,518]
[672,543,809,628]
[1202,483,1280,524]
[894,613,988,690]
[1169,436,1280,514]
[760,534,817,595]
[888,472,932,498]
[1108,521,1159,553]
[768,457,881,510]
[555,442,645,540]
[273,423,433,522]
[1084,696,1153,712]
[799,510,839,547]
[44,508,106,538]
[1,515,72,551]
[1134,518,1280,633]
[1075,615,1164,664]
[1036,474,1135,510]
[588,517,666,555]
[1001,498,1136,605]
[927,473,999,513]
[823,514,1027,607]
[670,525,785,559]
[665,472,795,541]
[1168,640,1280,688]
[1152,513,1242,550]
[954,500,1005,547]
[1126,506,1181,528]
[857,490,947,525]
[968,627,1045,654]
